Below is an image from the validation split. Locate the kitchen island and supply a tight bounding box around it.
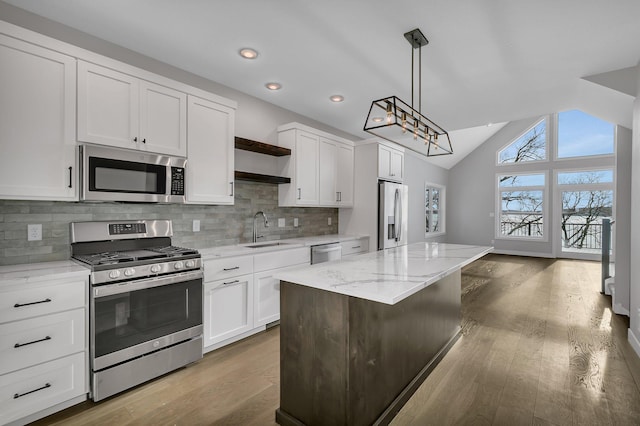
[274,242,492,426]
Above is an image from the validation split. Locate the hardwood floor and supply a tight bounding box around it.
[33,255,640,426]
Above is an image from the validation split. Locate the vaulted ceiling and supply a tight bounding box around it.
[4,0,639,168]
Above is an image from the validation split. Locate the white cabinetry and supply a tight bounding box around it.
[278,129,320,206]
[378,143,404,182]
[319,138,353,207]
[203,255,254,352]
[253,247,310,327]
[77,61,187,156]
[340,237,369,257]
[0,34,77,201]
[0,267,88,425]
[278,123,354,207]
[186,96,235,205]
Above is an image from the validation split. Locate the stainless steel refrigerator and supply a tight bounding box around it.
[378,181,408,250]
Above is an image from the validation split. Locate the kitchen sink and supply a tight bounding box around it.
[244,242,292,248]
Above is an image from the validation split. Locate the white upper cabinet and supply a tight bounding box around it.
[278,123,354,207]
[319,138,354,207]
[336,143,354,206]
[0,34,77,201]
[186,95,235,205]
[378,143,404,182]
[77,61,187,156]
[278,129,320,206]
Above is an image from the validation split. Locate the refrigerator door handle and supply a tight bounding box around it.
[395,188,402,242]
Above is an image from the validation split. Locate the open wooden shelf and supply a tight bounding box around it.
[235,137,291,156]
[234,171,291,184]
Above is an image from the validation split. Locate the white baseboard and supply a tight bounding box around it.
[491,249,555,258]
[613,303,630,316]
[629,328,640,359]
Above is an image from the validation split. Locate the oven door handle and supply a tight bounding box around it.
[93,270,203,298]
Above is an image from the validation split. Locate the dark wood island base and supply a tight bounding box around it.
[276,270,462,426]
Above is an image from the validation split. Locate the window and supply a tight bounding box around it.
[498,173,546,239]
[498,119,546,164]
[425,183,445,236]
[557,110,614,158]
[557,169,614,254]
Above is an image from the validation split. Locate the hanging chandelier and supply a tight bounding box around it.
[363,28,453,157]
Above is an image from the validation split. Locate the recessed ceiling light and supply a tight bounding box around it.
[239,48,259,59]
[265,82,282,90]
[372,117,384,123]
[330,95,344,103]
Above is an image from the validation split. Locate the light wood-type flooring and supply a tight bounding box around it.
[33,255,640,425]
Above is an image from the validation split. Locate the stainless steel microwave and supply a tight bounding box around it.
[80,144,187,203]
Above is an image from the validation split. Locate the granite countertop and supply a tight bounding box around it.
[0,260,89,287]
[199,234,368,258]
[274,242,493,305]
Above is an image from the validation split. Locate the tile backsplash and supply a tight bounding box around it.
[0,181,338,266]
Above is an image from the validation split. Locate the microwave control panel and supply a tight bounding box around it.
[171,167,185,195]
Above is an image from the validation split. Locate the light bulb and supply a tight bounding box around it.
[413,119,418,140]
[401,112,407,133]
[386,103,393,124]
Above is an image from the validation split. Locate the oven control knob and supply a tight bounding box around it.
[185,260,195,269]
[108,270,121,279]
[124,268,135,277]
[150,265,162,274]
[174,261,184,270]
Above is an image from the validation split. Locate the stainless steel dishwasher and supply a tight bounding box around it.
[311,242,342,264]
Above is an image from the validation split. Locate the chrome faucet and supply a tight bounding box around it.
[253,211,269,242]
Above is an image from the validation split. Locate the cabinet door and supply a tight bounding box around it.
[390,149,404,181]
[378,145,392,180]
[295,131,319,205]
[319,138,338,206]
[203,274,253,347]
[77,61,139,149]
[139,81,187,156]
[186,95,235,205]
[0,35,77,201]
[336,143,354,206]
[253,270,281,327]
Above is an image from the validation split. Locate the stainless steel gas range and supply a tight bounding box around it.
[70,220,203,402]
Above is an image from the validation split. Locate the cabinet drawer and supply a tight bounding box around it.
[204,255,253,282]
[254,247,310,272]
[0,352,86,425]
[0,280,86,324]
[341,238,369,257]
[0,309,85,375]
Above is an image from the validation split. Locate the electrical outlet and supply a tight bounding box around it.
[192,220,201,232]
[489,212,495,217]
[491,239,495,245]
[328,217,332,225]
[278,218,285,228]
[28,224,42,241]
[293,218,299,227]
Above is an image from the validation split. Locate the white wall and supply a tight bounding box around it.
[629,65,640,356]
[404,150,448,243]
[615,126,632,315]
[339,141,449,248]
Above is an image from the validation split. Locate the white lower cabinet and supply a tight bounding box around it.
[0,267,88,426]
[203,246,310,352]
[341,237,370,257]
[203,273,254,350]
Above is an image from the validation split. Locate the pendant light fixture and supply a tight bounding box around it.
[363,28,453,156]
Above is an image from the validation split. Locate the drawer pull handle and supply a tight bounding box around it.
[223,266,240,271]
[15,336,51,348]
[351,246,361,249]
[223,280,240,285]
[14,298,52,308]
[14,383,51,399]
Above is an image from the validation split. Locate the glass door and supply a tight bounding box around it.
[555,169,614,260]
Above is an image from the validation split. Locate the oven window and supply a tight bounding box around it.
[90,157,166,194]
[93,278,202,359]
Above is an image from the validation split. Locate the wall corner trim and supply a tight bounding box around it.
[629,327,640,359]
